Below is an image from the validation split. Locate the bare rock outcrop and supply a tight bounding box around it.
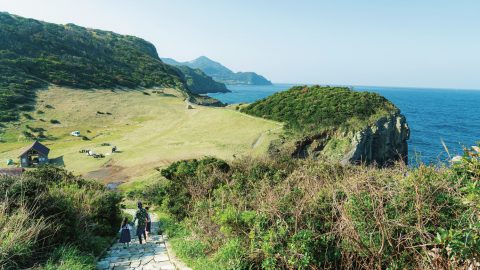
[282,113,410,167]
[341,113,410,166]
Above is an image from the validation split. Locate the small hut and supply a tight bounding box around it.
[18,141,50,167]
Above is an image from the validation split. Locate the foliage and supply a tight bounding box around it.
[159,157,229,220]
[241,85,398,133]
[0,166,122,269]
[143,148,479,269]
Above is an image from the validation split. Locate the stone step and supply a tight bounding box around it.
[97,211,187,270]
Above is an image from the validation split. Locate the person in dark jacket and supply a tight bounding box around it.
[133,201,148,244]
[145,206,152,239]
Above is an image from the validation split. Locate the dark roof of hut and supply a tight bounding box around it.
[0,168,25,177]
[18,141,50,157]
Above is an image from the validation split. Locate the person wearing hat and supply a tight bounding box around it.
[133,201,148,244]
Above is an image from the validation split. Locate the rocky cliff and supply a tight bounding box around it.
[341,113,410,166]
[242,85,410,166]
[288,113,410,166]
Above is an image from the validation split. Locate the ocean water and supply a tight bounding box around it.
[208,84,480,164]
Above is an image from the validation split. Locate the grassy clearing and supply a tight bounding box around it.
[0,87,282,182]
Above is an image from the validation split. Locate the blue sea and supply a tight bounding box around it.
[209,84,480,164]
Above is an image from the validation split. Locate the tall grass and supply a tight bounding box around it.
[0,166,122,269]
[0,204,51,269]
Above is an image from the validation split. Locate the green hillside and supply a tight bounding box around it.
[241,85,398,133]
[176,65,229,94]
[162,56,272,85]
[0,12,224,122]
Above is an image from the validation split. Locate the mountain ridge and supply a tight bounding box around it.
[162,56,272,85]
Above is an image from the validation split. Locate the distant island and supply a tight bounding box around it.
[162,56,272,85]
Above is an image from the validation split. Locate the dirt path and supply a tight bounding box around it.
[96,209,190,270]
[252,125,283,149]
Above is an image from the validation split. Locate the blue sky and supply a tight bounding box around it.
[1,0,479,89]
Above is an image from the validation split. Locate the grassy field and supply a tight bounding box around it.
[0,87,282,183]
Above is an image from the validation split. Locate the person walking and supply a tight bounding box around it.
[133,201,148,244]
[119,217,132,248]
[145,206,152,239]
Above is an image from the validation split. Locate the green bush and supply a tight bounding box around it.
[146,148,480,269]
[0,166,122,269]
[159,157,229,220]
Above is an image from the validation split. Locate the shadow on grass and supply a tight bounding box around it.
[49,155,65,167]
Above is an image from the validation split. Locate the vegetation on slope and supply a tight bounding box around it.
[0,166,122,269]
[0,64,46,122]
[242,85,398,133]
[162,56,272,85]
[129,146,480,269]
[0,12,224,122]
[176,65,229,94]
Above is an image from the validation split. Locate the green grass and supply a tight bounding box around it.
[117,173,156,193]
[157,211,232,270]
[321,136,351,160]
[42,246,95,270]
[0,86,283,183]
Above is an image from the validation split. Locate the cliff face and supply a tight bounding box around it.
[341,113,410,166]
[288,113,410,166]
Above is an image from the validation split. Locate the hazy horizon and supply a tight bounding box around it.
[1,0,479,90]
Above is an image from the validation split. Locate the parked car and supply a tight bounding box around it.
[71,131,81,137]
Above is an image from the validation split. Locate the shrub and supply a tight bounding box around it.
[22,113,34,120]
[0,166,122,269]
[147,151,480,269]
[160,157,229,220]
[50,119,60,124]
